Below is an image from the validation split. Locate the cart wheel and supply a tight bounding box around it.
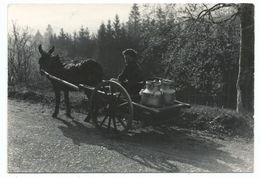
[90,80,133,134]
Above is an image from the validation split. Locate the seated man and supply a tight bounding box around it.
[118,49,144,96]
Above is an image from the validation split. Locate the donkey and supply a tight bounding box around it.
[38,45,103,119]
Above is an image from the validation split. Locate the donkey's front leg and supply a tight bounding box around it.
[64,90,72,118]
[52,89,61,118]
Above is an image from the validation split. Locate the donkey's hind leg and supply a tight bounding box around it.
[64,90,73,118]
[84,90,92,122]
[52,88,61,118]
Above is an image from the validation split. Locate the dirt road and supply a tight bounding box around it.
[8,99,253,173]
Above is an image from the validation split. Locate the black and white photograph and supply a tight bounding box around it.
[1,0,258,175]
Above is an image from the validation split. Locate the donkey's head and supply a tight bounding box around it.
[38,45,61,73]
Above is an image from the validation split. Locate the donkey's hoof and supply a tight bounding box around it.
[66,114,74,119]
[84,118,90,123]
[52,113,58,118]
[84,115,91,123]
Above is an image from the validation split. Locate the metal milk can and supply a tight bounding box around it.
[139,80,153,106]
[161,79,176,105]
[139,80,163,107]
[150,81,163,107]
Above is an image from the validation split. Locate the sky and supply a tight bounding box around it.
[8,4,133,35]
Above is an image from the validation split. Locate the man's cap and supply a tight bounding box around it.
[122,49,137,58]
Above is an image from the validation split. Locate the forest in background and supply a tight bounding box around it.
[8,4,250,111]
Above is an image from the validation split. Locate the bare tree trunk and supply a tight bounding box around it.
[236,4,254,113]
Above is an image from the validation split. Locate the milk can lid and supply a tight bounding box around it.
[162,79,174,86]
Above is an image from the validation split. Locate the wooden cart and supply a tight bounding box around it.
[41,70,190,134]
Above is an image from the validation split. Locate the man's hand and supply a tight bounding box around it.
[110,78,119,82]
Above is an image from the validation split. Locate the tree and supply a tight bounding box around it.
[139,4,178,78]
[76,26,93,57]
[128,3,141,34]
[8,23,38,85]
[194,3,254,113]
[96,23,107,74]
[97,23,106,44]
[113,14,121,40]
[136,3,253,110]
[236,4,254,113]
[34,30,44,45]
[58,28,67,41]
[106,20,113,40]
[127,3,141,48]
[44,24,53,47]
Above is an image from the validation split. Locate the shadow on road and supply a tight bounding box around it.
[56,116,244,173]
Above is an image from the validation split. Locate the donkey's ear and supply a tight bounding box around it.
[48,46,55,55]
[38,44,44,55]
